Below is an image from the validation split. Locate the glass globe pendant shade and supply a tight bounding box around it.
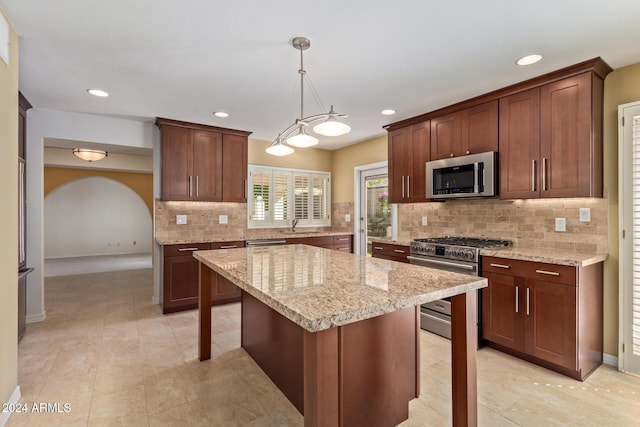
[73,148,108,162]
[265,141,294,156]
[313,118,351,137]
[286,127,319,148]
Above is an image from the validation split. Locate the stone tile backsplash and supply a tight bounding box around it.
[155,198,608,253]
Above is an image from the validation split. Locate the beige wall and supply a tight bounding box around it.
[0,8,19,410]
[331,135,388,202]
[602,62,640,356]
[248,138,332,171]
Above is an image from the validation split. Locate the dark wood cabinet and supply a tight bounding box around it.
[430,101,499,161]
[371,242,410,263]
[157,118,251,202]
[332,235,353,252]
[162,243,211,313]
[482,256,602,380]
[500,72,603,199]
[210,241,244,304]
[388,121,430,203]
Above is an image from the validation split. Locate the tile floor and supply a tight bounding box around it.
[44,254,152,277]
[6,267,640,426]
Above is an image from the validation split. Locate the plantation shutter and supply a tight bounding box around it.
[273,172,290,223]
[249,170,270,222]
[312,174,330,221]
[632,114,640,356]
[294,174,310,220]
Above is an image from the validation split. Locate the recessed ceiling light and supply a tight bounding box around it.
[213,111,229,118]
[381,109,397,115]
[516,54,543,66]
[87,89,109,97]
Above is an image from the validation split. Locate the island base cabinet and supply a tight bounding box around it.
[240,291,419,427]
[482,257,602,380]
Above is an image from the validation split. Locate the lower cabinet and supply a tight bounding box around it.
[482,256,602,380]
[162,241,243,313]
[371,242,410,263]
[285,234,353,252]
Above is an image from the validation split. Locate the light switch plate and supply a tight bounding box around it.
[579,208,591,222]
[219,215,228,225]
[555,217,566,232]
[345,214,351,222]
[176,215,187,225]
[422,216,428,226]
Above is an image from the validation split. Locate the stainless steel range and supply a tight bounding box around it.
[408,236,510,340]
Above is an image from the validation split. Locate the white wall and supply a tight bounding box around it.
[26,108,157,322]
[45,177,152,258]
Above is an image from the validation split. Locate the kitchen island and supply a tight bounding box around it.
[195,244,487,427]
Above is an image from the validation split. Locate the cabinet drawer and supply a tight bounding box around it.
[164,243,211,257]
[371,243,410,261]
[210,240,244,250]
[333,235,352,244]
[482,256,576,285]
[287,235,334,246]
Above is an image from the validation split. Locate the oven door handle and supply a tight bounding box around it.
[407,256,476,271]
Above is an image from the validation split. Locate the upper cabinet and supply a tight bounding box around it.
[430,101,498,160]
[500,72,602,199]
[385,57,611,201]
[388,121,430,203]
[157,118,251,202]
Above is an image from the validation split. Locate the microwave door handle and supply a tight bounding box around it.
[474,162,479,193]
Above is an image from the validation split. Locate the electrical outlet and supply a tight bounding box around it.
[422,216,428,226]
[176,215,187,225]
[219,215,228,224]
[555,217,566,232]
[579,208,591,222]
[345,214,351,222]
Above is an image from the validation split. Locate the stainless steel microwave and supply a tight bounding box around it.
[426,151,497,199]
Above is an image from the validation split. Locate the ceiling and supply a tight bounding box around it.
[4,0,640,151]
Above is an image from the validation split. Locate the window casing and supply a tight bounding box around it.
[248,165,331,228]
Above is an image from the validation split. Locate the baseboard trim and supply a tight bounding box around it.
[603,353,618,367]
[26,311,46,324]
[0,386,21,427]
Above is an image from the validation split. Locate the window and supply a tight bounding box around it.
[248,165,331,228]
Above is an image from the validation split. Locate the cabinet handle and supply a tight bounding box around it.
[466,150,470,155]
[542,158,547,191]
[515,286,519,313]
[394,249,406,253]
[490,263,511,269]
[336,237,349,241]
[373,246,384,250]
[244,179,247,199]
[407,175,410,197]
[220,245,237,249]
[535,269,560,276]
[196,176,199,197]
[178,247,199,252]
[338,247,350,252]
[531,160,536,192]
[450,153,454,158]
[189,176,193,197]
[526,288,530,316]
[401,176,405,198]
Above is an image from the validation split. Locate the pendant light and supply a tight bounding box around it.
[266,37,350,156]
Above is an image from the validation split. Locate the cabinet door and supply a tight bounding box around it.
[388,127,412,203]
[430,112,460,160]
[460,100,498,156]
[482,272,524,351]
[408,121,430,202]
[222,133,248,202]
[213,275,241,304]
[161,125,192,201]
[192,130,223,201]
[499,88,541,199]
[163,255,200,312]
[524,279,577,370]
[540,73,593,197]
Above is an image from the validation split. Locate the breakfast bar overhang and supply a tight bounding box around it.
[195,245,486,427]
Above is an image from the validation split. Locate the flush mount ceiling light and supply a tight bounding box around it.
[265,36,350,156]
[87,88,109,97]
[213,111,229,118]
[516,54,543,66]
[73,148,108,162]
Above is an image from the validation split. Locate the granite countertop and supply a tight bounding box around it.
[194,244,486,332]
[480,247,608,267]
[369,237,412,247]
[156,230,353,245]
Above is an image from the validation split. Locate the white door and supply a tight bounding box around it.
[354,163,396,256]
[619,100,640,375]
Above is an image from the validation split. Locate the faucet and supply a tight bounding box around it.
[291,219,299,232]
